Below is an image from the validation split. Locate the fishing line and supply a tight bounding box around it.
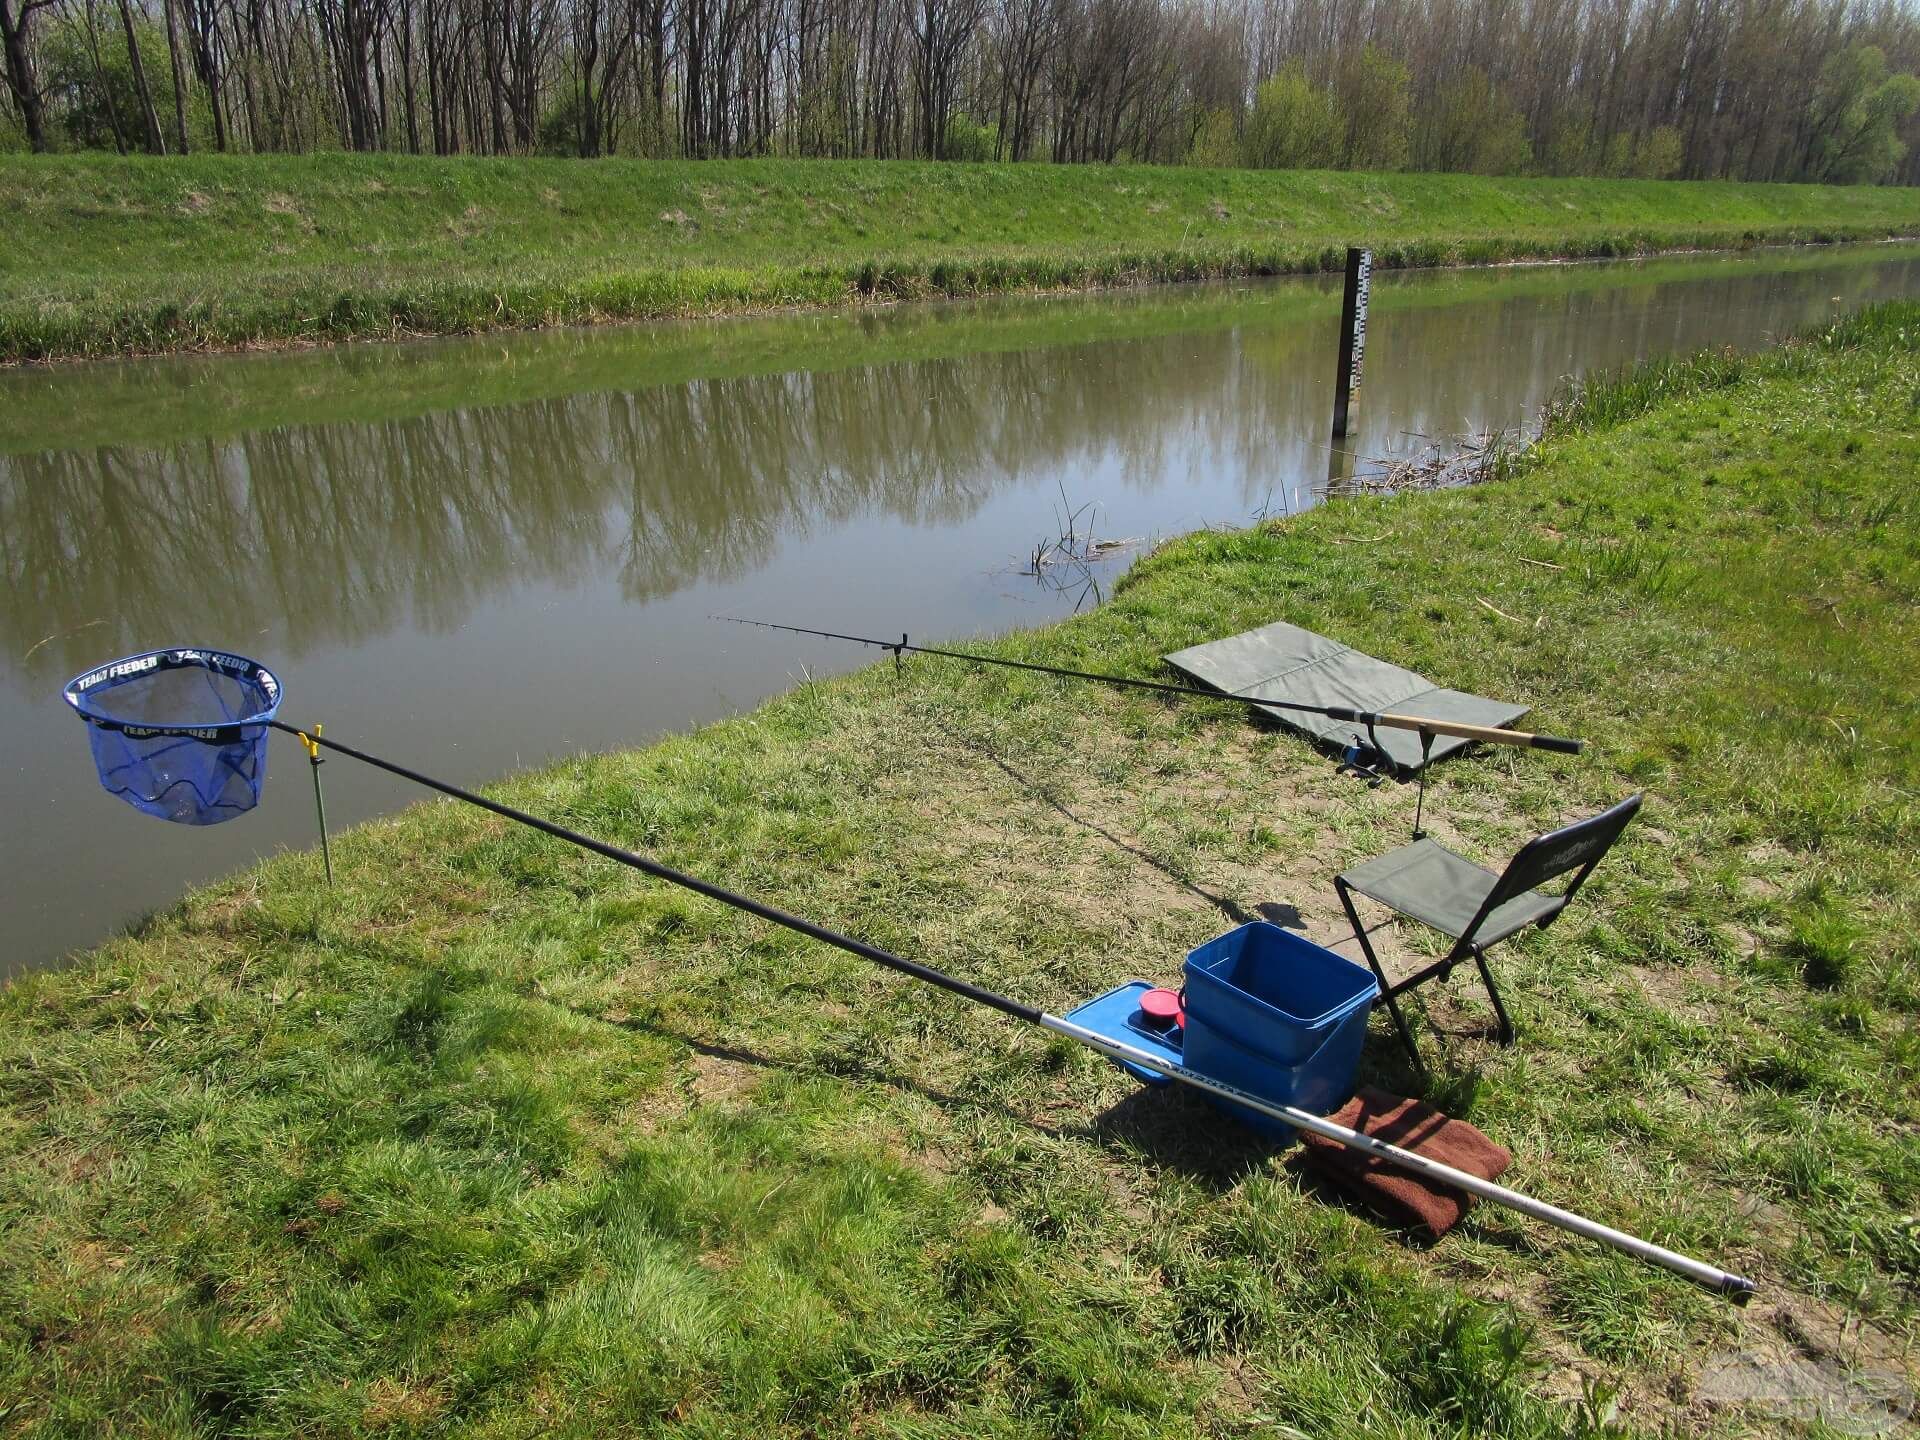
[713,615,1585,758]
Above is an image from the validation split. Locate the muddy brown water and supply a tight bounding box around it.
[5,245,1918,976]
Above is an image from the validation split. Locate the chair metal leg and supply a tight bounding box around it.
[1470,945,1515,1045]
[1336,878,1426,1078]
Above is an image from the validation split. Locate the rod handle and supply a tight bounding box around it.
[1528,733,1584,755]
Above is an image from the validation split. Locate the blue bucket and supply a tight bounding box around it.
[1181,922,1378,1137]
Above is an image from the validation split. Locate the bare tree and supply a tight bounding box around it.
[1,0,56,150]
[162,0,191,149]
[115,0,169,150]
[7,0,1918,179]
[911,0,985,154]
[314,0,384,148]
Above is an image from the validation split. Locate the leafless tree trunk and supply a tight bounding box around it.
[2,0,54,150]
[70,0,132,150]
[315,0,383,148]
[116,0,169,151]
[911,0,985,155]
[12,0,1920,177]
[163,0,193,150]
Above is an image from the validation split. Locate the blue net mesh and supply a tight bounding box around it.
[64,649,282,825]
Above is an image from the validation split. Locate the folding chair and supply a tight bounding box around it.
[1334,794,1642,1074]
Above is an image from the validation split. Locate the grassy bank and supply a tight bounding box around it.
[2,305,1917,1436]
[4,153,1920,362]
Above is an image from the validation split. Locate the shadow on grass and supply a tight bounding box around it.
[543,944,1488,1256]
[1087,1081,1276,1188]
[1254,899,1307,930]
[1078,1030,1458,1179]
[1082,1075,1458,1253]
[581,1003,1081,1140]
[1321,913,1509,1094]
[1084,1043,1511,1267]
[934,720,1256,928]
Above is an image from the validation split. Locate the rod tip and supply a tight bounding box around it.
[1723,1275,1758,1306]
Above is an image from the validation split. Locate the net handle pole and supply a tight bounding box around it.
[1044,1017,1756,1303]
[267,721,1038,1024]
[714,617,1584,755]
[265,718,1749,1304]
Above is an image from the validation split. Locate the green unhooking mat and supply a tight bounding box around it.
[1164,620,1530,772]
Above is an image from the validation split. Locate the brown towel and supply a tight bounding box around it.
[1298,1086,1512,1238]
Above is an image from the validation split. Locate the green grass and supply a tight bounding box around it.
[5,153,1920,362]
[3,303,1919,1435]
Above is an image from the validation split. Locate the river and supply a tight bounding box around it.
[4,243,1918,975]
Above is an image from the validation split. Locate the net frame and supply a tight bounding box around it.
[63,648,283,824]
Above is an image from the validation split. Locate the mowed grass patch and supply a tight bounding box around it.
[1,304,1917,1434]
[4,153,1920,360]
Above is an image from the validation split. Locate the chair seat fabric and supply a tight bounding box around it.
[1339,839,1562,945]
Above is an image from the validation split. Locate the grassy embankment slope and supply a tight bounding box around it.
[2,306,1917,1436]
[3,153,1920,361]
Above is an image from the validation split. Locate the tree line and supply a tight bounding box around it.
[3,0,1917,181]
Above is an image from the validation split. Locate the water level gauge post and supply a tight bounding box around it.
[1331,247,1372,440]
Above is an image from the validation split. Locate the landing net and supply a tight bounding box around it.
[63,649,282,825]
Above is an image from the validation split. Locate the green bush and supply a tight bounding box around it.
[537,92,590,157]
[1337,45,1412,170]
[942,114,998,163]
[1417,68,1533,174]
[1185,107,1237,168]
[1242,63,1340,169]
[1638,125,1685,179]
[34,14,226,153]
[1807,46,1920,183]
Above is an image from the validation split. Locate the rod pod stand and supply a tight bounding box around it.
[1411,727,1435,839]
[266,719,1752,1303]
[294,724,333,888]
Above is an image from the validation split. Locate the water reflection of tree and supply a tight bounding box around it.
[1,326,1325,678]
[0,411,613,672]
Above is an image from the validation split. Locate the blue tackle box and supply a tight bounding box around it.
[1065,922,1378,1137]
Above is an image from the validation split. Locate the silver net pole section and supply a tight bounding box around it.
[1041,1014,1755,1303]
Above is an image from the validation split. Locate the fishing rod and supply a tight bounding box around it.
[265,715,1746,1301]
[714,616,1584,757]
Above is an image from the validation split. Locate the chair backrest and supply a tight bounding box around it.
[1464,793,1643,942]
